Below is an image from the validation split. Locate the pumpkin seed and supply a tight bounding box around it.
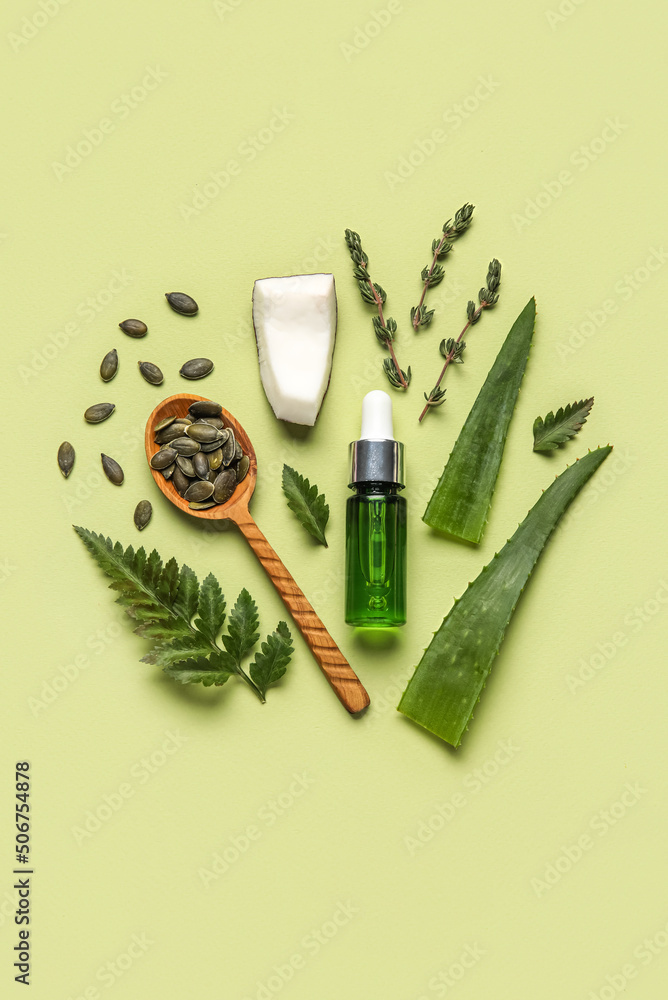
[119,319,147,338]
[155,421,191,444]
[100,348,118,382]
[222,429,236,466]
[234,440,243,461]
[176,456,196,477]
[189,500,216,510]
[199,438,225,453]
[185,422,219,444]
[57,441,75,478]
[84,402,115,423]
[172,467,191,496]
[180,357,214,380]
[170,436,200,456]
[101,453,124,485]
[138,361,164,385]
[236,454,250,483]
[188,400,221,418]
[155,415,177,433]
[165,292,198,316]
[193,452,210,479]
[213,469,237,504]
[150,447,177,470]
[184,480,214,502]
[198,416,224,429]
[207,469,218,484]
[134,500,152,531]
[162,463,176,480]
[208,447,223,471]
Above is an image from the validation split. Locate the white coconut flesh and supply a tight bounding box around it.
[252,273,337,426]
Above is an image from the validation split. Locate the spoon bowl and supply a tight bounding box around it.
[144,393,369,715]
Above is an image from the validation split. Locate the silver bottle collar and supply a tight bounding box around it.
[348,438,405,488]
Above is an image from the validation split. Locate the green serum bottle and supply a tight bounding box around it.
[345,390,407,627]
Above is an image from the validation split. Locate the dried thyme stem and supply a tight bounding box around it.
[411,203,474,331]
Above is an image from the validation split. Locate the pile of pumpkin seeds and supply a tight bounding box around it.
[149,399,250,510]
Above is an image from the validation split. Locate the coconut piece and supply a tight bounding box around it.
[252,273,337,426]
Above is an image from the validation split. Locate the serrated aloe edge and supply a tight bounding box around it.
[423,297,536,544]
[399,446,612,747]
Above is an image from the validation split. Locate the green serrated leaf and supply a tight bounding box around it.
[281,465,329,547]
[194,573,226,642]
[533,398,594,452]
[222,589,260,665]
[400,446,612,746]
[173,564,199,622]
[249,622,294,698]
[163,652,235,687]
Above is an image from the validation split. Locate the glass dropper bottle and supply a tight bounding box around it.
[345,390,407,627]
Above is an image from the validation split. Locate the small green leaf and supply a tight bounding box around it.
[194,573,226,642]
[164,651,235,687]
[250,622,294,698]
[174,564,199,622]
[282,465,329,547]
[533,398,594,452]
[222,589,260,665]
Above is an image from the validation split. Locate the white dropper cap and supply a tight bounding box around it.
[360,390,394,441]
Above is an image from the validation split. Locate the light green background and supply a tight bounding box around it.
[1,1,667,997]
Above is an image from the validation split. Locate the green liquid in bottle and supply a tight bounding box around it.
[345,483,407,627]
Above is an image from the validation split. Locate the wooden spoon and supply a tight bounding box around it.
[145,393,369,714]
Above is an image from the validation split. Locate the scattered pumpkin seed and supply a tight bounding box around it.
[101,453,124,485]
[170,436,200,456]
[180,357,214,380]
[188,400,221,418]
[185,422,220,443]
[138,361,164,385]
[134,500,152,530]
[84,402,115,424]
[165,292,198,316]
[58,441,75,478]
[119,319,147,338]
[193,452,210,479]
[184,480,214,502]
[100,349,118,382]
[176,455,196,477]
[213,468,237,504]
[236,454,250,483]
[150,447,177,470]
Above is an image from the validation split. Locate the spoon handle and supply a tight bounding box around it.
[235,511,370,714]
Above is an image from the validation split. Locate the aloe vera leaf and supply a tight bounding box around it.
[423,297,536,543]
[400,446,612,747]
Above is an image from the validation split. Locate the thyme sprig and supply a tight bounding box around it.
[419,258,501,423]
[411,203,475,330]
[344,228,411,390]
